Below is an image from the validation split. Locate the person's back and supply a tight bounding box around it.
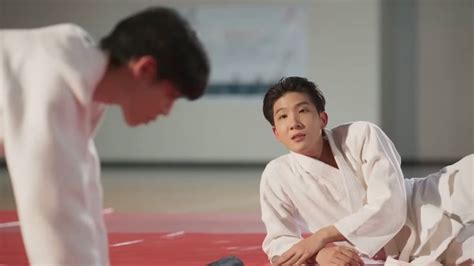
[1,24,107,105]
[0,6,210,265]
[0,24,109,265]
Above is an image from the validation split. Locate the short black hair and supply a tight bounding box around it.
[263,76,326,126]
[100,6,210,100]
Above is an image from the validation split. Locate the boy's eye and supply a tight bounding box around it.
[278,114,287,120]
[299,108,308,113]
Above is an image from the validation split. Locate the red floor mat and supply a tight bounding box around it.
[109,233,268,265]
[0,211,269,265]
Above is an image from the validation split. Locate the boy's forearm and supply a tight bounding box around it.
[315,225,347,245]
[269,226,346,265]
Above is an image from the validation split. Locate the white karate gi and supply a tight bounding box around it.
[0,24,109,265]
[260,121,473,264]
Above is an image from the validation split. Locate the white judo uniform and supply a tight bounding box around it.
[0,24,109,265]
[260,121,473,264]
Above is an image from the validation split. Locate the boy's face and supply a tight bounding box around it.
[121,79,181,127]
[272,92,328,156]
[118,56,182,127]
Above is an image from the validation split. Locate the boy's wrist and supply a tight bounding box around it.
[313,227,329,245]
[315,225,343,245]
[306,231,327,253]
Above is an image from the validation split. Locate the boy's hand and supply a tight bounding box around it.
[273,234,324,265]
[315,245,364,266]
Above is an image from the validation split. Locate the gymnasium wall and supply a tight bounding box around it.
[1,0,471,163]
[0,0,380,163]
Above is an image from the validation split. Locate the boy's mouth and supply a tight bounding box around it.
[291,133,306,141]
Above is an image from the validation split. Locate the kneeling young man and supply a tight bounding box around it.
[260,76,473,265]
[1,6,209,265]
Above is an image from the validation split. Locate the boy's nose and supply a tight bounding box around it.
[290,119,303,130]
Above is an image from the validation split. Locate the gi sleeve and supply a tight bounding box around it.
[3,69,105,264]
[334,122,407,258]
[260,161,302,261]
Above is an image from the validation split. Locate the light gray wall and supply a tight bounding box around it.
[417,0,474,160]
[381,0,473,162]
[0,0,381,163]
[381,1,419,160]
[3,0,470,163]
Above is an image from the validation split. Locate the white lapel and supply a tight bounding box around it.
[290,151,339,178]
[325,128,366,212]
[289,151,348,205]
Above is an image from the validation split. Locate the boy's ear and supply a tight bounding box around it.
[128,55,157,85]
[319,111,329,128]
[272,126,280,140]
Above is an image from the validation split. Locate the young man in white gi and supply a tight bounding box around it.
[0,7,209,265]
[260,76,473,265]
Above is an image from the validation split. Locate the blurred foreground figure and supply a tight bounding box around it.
[0,6,209,265]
